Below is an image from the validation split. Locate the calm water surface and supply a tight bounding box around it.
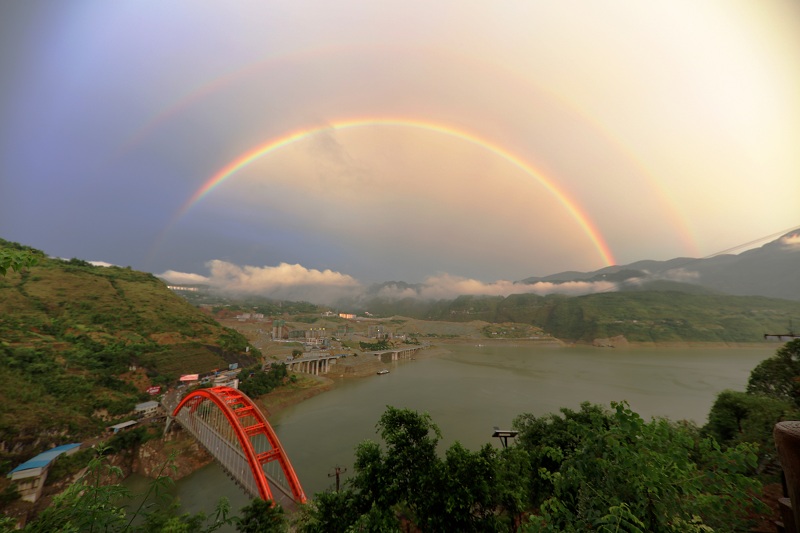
[157,343,775,518]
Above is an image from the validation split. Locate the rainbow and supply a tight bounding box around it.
[175,118,616,266]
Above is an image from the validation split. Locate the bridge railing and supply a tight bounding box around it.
[165,387,305,509]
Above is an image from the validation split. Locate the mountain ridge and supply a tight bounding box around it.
[520,229,800,301]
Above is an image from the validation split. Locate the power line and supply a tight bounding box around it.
[700,224,800,260]
[592,223,800,295]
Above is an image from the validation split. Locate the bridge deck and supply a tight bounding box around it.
[163,388,303,512]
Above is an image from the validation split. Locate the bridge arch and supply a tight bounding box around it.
[171,386,306,504]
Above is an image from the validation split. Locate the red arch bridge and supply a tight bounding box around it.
[164,386,306,510]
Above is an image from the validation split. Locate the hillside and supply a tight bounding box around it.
[0,242,257,465]
[358,289,800,344]
[521,227,800,301]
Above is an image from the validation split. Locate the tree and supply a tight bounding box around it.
[302,404,766,532]
[349,406,441,529]
[235,499,287,533]
[706,389,798,459]
[0,247,41,276]
[747,339,800,406]
[513,402,612,508]
[3,449,234,532]
[295,490,363,533]
[308,406,511,531]
[524,402,763,532]
[239,364,288,398]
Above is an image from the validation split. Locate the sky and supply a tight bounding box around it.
[1,1,799,303]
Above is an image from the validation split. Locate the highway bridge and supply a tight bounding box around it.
[163,387,306,511]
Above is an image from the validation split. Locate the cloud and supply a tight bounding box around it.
[160,260,362,305]
[159,270,211,285]
[376,274,618,301]
[780,232,800,249]
[652,268,700,283]
[159,261,622,306]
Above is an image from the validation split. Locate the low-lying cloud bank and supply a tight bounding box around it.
[158,260,635,305]
[374,274,618,300]
[780,232,800,248]
[160,260,361,305]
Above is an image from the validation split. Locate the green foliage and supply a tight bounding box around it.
[235,499,287,532]
[218,329,251,353]
[0,242,43,276]
[293,316,320,324]
[238,364,288,398]
[358,339,390,351]
[0,514,16,531]
[303,407,534,532]
[354,289,800,343]
[295,490,362,533]
[304,404,765,532]
[24,450,130,532]
[107,426,153,453]
[513,402,612,508]
[706,390,798,459]
[0,248,258,450]
[15,449,234,533]
[0,484,18,507]
[747,339,800,406]
[45,448,95,485]
[700,339,800,482]
[523,402,763,532]
[138,499,232,533]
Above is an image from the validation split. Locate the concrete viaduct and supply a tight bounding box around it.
[285,346,422,376]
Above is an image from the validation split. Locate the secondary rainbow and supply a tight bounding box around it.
[177,118,617,266]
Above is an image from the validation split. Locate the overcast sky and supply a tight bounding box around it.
[2,1,799,301]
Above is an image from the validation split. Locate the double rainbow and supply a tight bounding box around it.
[175,118,616,266]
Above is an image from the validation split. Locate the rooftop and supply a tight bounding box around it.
[9,443,81,475]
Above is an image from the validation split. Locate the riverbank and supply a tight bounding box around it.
[256,345,445,417]
[420,336,771,349]
[256,373,335,417]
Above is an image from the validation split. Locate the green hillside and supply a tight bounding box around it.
[0,240,257,464]
[366,288,800,343]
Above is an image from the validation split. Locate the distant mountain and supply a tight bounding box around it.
[339,231,800,343]
[423,291,800,344]
[521,229,800,301]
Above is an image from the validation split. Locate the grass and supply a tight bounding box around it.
[0,244,259,468]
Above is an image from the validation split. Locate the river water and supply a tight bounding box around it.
[149,343,776,519]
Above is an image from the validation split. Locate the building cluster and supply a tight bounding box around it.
[7,400,171,505]
[166,285,199,292]
[7,444,80,503]
[235,312,264,321]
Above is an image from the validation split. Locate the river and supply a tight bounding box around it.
[146,343,777,520]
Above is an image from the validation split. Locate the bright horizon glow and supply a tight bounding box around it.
[176,118,617,266]
[116,46,700,258]
[3,2,798,287]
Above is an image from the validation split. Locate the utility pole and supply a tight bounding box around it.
[492,426,518,448]
[328,465,347,491]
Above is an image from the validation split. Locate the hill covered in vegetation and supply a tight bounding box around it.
[357,288,799,343]
[0,240,257,464]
